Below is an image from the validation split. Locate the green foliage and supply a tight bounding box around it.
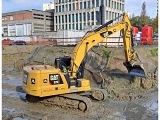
[150,48,158,57]
[130,16,152,30]
[130,1,157,32]
[152,16,158,33]
[102,50,111,58]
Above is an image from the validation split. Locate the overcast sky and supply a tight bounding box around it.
[2,0,158,18]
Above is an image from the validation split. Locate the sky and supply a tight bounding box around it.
[2,0,158,18]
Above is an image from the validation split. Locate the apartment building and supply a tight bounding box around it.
[2,9,54,41]
[54,0,125,31]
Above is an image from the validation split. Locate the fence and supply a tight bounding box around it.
[2,36,158,46]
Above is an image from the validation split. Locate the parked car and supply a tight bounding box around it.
[9,40,26,45]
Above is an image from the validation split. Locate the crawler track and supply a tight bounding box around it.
[26,88,108,112]
[26,93,92,112]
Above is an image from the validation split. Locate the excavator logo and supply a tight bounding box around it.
[50,74,58,80]
[49,74,59,85]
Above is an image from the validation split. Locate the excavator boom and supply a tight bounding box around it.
[70,12,146,78]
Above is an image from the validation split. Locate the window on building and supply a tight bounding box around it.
[69,14,71,22]
[76,13,78,22]
[10,16,13,20]
[88,1,90,8]
[62,25,64,29]
[112,1,113,8]
[55,16,57,23]
[91,11,94,20]
[114,2,116,9]
[118,13,119,21]
[73,3,75,10]
[120,3,121,10]
[79,13,82,21]
[66,24,68,30]
[109,11,111,20]
[84,1,86,9]
[62,15,64,23]
[106,0,108,6]
[62,5,64,12]
[122,4,124,10]
[76,3,79,10]
[80,23,82,30]
[65,15,67,22]
[83,13,86,21]
[69,4,71,11]
[92,0,95,8]
[59,16,61,23]
[55,25,57,31]
[80,2,82,9]
[76,23,78,30]
[109,0,111,7]
[59,6,61,12]
[96,0,99,7]
[66,4,68,11]
[96,11,99,22]
[72,14,74,22]
[8,25,16,36]
[117,3,119,10]
[112,12,114,19]
[87,12,90,21]
[106,11,108,20]
[56,6,58,12]
[69,24,71,30]
[72,24,74,30]
[101,0,104,5]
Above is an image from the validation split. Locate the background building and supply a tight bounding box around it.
[43,2,55,11]
[2,9,54,41]
[54,0,125,31]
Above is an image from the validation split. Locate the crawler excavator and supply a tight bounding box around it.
[22,12,146,112]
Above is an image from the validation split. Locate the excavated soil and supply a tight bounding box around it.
[2,45,158,120]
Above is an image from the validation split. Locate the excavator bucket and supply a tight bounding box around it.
[124,62,147,78]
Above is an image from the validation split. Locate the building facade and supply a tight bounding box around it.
[2,9,54,41]
[54,0,125,31]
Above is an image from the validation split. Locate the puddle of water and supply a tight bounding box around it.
[3,107,16,113]
[144,100,158,112]
[2,75,22,86]
[13,117,28,120]
[2,89,26,100]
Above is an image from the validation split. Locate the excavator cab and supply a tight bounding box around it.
[54,56,85,79]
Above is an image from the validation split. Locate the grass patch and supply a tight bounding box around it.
[150,48,158,57]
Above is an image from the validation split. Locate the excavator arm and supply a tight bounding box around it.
[70,12,146,78]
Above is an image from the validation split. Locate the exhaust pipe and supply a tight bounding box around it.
[123,62,147,78]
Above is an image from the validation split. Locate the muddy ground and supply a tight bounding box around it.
[2,45,158,120]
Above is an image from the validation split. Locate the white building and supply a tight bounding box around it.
[54,0,125,31]
[43,2,55,11]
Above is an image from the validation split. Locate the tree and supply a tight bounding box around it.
[152,16,158,33]
[130,2,152,30]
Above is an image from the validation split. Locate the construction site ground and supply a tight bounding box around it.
[2,45,158,120]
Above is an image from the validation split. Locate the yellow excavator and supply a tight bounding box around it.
[22,12,146,112]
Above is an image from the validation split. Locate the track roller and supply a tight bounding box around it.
[91,88,108,101]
